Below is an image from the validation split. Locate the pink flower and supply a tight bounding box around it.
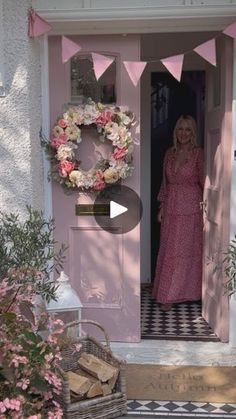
[93,170,106,190]
[0,402,6,413]
[16,378,30,390]
[10,355,28,367]
[46,335,57,344]
[93,180,106,190]
[2,398,21,411]
[48,405,63,419]
[45,353,54,363]
[58,160,75,178]
[48,409,63,419]
[96,111,113,127]
[44,372,62,391]
[50,135,67,149]
[3,343,23,352]
[58,119,68,129]
[112,147,128,160]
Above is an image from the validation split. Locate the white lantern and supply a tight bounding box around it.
[47,271,83,336]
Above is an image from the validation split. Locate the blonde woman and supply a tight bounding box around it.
[152,115,204,311]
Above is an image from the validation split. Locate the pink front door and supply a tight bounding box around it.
[202,35,233,342]
[49,35,141,342]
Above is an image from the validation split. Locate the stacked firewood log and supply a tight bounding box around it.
[67,352,119,400]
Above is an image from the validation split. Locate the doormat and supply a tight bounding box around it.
[126,364,236,403]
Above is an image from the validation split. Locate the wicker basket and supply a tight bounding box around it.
[57,320,127,419]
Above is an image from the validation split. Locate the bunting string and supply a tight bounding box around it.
[28,8,236,84]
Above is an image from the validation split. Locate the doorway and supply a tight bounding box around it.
[151,70,205,279]
[141,70,219,341]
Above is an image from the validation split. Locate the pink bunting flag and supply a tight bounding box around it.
[28,9,52,37]
[91,53,115,80]
[62,36,81,63]
[160,54,184,82]
[194,39,216,66]
[223,20,236,38]
[123,61,147,86]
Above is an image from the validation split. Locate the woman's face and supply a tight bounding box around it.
[176,120,193,145]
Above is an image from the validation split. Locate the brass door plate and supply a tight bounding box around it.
[76,204,110,216]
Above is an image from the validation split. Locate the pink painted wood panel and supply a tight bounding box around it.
[202,35,233,342]
[69,226,123,307]
[49,35,141,342]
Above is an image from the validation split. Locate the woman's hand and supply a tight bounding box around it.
[158,207,164,223]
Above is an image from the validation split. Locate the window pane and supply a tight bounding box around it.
[71,54,116,104]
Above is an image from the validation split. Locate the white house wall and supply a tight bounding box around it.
[0,0,43,216]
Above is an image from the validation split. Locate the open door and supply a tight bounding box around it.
[202,35,233,342]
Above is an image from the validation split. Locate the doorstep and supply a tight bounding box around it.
[110,339,236,366]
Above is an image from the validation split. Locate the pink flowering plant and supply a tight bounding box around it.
[42,100,135,192]
[0,279,64,419]
[0,207,68,418]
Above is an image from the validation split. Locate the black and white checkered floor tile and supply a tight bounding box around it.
[141,287,219,341]
[127,400,236,417]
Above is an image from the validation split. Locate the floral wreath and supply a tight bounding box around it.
[45,100,135,192]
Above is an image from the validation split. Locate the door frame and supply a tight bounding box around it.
[229,39,236,347]
[39,32,236,346]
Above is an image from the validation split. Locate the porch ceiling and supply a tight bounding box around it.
[33,1,236,34]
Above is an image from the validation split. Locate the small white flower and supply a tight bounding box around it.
[118,112,132,126]
[65,126,81,141]
[57,143,77,161]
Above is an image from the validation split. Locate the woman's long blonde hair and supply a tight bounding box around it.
[173,115,198,151]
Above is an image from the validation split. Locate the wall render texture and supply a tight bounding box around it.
[0,0,44,217]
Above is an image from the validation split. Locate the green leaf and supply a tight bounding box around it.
[30,374,50,392]
[22,330,41,344]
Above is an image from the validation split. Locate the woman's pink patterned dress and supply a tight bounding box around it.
[152,146,204,304]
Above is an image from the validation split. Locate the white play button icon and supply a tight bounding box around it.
[110,200,128,219]
[94,185,143,234]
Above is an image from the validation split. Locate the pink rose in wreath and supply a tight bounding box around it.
[93,170,106,191]
[112,147,128,160]
[58,119,68,129]
[58,160,76,178]
[93,180,106,191]
[96,111,113,127]
[50,135,67,149]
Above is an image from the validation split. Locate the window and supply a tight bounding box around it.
[70,53,116,104]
